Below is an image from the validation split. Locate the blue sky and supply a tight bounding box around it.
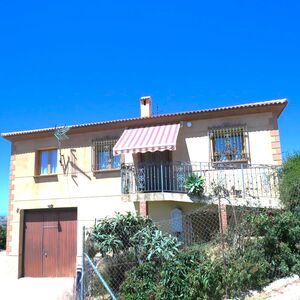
[0,0,299,215]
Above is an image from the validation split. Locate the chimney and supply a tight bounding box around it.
[140,96,152,118]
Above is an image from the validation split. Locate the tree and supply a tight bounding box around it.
[0,225,6,250]
[279,153,300,211]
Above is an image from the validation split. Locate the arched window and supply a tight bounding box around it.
[170,208,183,234]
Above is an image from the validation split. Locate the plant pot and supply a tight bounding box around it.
[188,193,204,202]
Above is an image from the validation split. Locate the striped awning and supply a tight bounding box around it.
[113,123,180,156]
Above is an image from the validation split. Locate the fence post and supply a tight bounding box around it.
[80,226,85,300]
[241,163,245,198]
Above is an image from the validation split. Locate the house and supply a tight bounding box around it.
[2,96,287,279]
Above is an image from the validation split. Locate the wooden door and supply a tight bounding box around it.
[23,211,44,277]
[23,208,77,277]
[57,209,77,276]
[42,211,59,277]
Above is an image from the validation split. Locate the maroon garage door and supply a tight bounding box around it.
[23,208,77,277]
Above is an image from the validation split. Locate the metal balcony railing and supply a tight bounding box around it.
[121,162,280,199]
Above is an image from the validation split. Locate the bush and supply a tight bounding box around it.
[88,213,181,297]
[121,209,300,300]
[250,209,300,276]
[0,225,6,250]
[121,248,208,300]
[90,252,138,296]
[279,153,300,211]
[88,212,155,258]
[89,212,181,265]
[225,246,272,298]
[120,262,158,300]
[156,249,208,300]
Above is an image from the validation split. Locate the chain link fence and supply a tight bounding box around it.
[76,196,296,299]
[81,229,137,300]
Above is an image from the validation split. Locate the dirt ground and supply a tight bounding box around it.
[246,275,300,300]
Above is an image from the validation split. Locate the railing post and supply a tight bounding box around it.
[241,164,245,198]
[80,226,85,300]
[120,167,124,194]
[132,165,136,194]
[161,163,164,192]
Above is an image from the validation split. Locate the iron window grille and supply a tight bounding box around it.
[209,126,250,164]
[92,138,121,172]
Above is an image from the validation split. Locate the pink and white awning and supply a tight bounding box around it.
[113,123,180,156]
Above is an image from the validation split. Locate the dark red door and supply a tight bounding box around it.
[23,208,77,277]
[42,211,59,277]
[23,211,43,276]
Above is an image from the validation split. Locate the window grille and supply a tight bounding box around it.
[92,139,121,171]
[209,126,249,163]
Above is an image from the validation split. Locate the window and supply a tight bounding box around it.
[209,126,249,163]
[92,139,121,171]
[37,149,58,175]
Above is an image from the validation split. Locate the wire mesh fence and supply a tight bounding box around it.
[79,200,295,300]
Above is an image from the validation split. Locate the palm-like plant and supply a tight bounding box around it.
[185,174,205,197]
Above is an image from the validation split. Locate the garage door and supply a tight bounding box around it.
[23,208,77,277]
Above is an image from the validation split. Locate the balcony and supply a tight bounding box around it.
[121,162,280,205]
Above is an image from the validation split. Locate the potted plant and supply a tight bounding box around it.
[214,151,221,162]
[184,174,205,198]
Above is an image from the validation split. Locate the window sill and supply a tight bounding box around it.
[213,159,249,163]
[93,169,121,174]
[212,160,249,168]
[33,174,58,183]
[34,174,58,178]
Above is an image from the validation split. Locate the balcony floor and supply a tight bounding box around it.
[122,192,281,208]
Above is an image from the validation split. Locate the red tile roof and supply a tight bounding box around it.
[1,98,288,140]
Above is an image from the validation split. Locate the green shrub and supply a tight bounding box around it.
[120,262,158,300]
[88,212,155,258]
[89,212,181,265]
[0,225,6,250]
[225,246,272,298]
[250,209,300,277]
[186,258,226,300]
[156,249,207,300]
[157,247,269,300]
[99,251,137,294]
[121,209,300,300]
[279,153,300,211]
[131,226,181,263]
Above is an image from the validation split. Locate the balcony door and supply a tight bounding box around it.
[137,151,172,192]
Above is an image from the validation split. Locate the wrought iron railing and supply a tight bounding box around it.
[121,162,279,199]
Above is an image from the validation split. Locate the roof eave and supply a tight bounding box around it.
[1,99,288,142]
